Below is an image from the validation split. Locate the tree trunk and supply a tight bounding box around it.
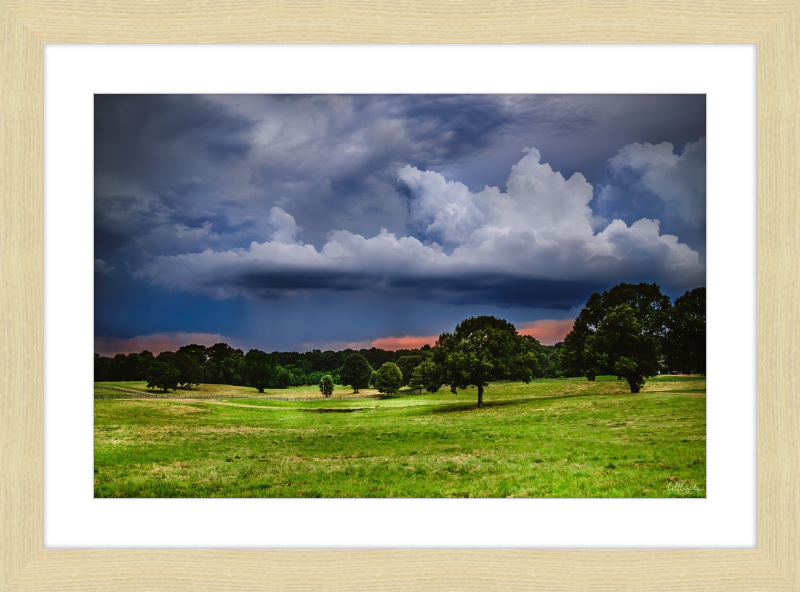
[477,385,484,408]
[629,381,640,394]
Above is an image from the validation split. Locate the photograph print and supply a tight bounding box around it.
[94,94,706,498]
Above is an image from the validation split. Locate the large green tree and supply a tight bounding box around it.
[174,352,202,388]
[340,353,373,393]
[433,316,535,408]
[560,282,672,380]
[374,362,403,395]
[205,343,245,385]
[663,287,706,375]
[585,304,661,393]
[146,360,180,392]
[244,349,272,393]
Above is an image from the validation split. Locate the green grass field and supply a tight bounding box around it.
[94,376,705,498]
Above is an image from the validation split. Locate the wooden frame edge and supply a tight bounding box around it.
[1,1,798,590]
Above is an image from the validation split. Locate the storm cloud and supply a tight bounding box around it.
[135,148,702,306]
[95,94,706,351]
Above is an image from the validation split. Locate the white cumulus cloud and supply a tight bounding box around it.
[135,148,703,303]
[600,137,706,229]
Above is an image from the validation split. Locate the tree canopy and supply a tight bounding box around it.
[339,354,373,393]
[560,282,672,382]
[663,287,706,375]
[146,360,180,392]
[433,315,535,407]
[584,304,662,393]
[408,359,443,393]
[395,355,423,386]
[173,352,202,388]
[244,349,272,393]
[374,362,403,396]
[318,374,334,398]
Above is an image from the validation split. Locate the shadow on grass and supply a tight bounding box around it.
[647,389,706,395]
[300,408,365,413]
[420,388,678,415]
[425,393,590,414]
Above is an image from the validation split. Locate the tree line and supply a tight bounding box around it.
[95,282,705,405]
[319,282,704,405]
[96,343,429,391]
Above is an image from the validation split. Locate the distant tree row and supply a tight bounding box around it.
[95,340,473,392]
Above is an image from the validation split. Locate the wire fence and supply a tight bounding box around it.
[93,385,180,399]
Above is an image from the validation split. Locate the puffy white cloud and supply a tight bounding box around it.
[402,147,597,249]
[135,149,703,304]
[601,138,706,229]
[268,206,302,244]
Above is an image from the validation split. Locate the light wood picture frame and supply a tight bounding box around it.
[1,1,797,590]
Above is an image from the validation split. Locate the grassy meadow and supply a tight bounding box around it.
[94,376,705,498]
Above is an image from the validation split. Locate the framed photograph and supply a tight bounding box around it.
[1,2,796,590]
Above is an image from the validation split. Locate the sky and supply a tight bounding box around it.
[94,94,706,355]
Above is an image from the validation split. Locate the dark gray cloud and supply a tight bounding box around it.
[95,94,706,257]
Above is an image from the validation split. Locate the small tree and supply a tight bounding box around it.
[146,361,180,393]
[339,354,373,393]
[319,374,334,398]
[374,362,403,396]
[408,359,443,393]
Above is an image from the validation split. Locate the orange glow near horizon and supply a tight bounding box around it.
[94,332,234,357]
[371,335,438,351]
[518,319,575,345]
